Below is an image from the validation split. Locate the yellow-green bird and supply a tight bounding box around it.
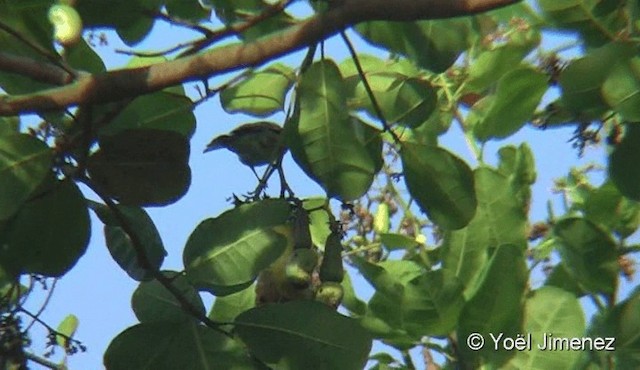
[204,121,285,177]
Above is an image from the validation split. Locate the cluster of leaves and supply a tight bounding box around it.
[1,0,640,369]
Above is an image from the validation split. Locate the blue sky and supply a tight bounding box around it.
[17,3,640,369]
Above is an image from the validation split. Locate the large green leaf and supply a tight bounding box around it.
[610,124,640,201]
[131,271,204,323]
[353,73,437,128]
[442,167,528,294]
[401,142,476,230]
[587,287,640,368]
[465,31,540,93]
[1,180,90,277]
[208,285,256,323]
[0,117,20,136]
[473,67,548,141]
[99,90,196,138]
[286,60,381,201]
[602,57,640,121]
[87,129,191,206]
[89,201,166,281]
[503,287,585,370]
[559,42,635,118]
[0,1,57,94]
[221,63,295,117]
[367,270,465,338]
[352,258,424,302]
[104,321,253,370]
[553,217,618,294]
[235,301,372,370]
[183,199,291,295]
[537,0,623,46]
[356,19,469,73]
[457,245,527,366]
[0,134,52,221]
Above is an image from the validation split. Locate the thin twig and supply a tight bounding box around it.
[340,31,401,144]
[24,352,65,370]
[23,278,58,333]
[147,10,214,36]
[77,176,232,337]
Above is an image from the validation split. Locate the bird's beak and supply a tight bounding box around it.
[203,135,229,153]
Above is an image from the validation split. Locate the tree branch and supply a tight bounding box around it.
[0,52,74,86]
[0,0,519,116]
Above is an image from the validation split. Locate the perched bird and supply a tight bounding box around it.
[204,121,285,177]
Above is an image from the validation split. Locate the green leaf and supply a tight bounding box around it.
[583,180,640,237]
[56,314,79,348]
[473,67,548,141]
[367,270,465,338]
[88,201,166,281]
[286,60,381,201]
[208,285,256,322]
[466,40,539,93]
[99,91,196,138]
[538,0,621,46]
[379,233,419,251]
[340,271,367,316]
[610,124,640,201]
[351,258,423,302]
[401,142,476,230]
[221,63,295,117]
[559,42,635,118]
[356,19,469,73]
[553,217,618,294]
[183,199,291,295]
[165,0,210,21]
[207,0,293,41]
[442,167,528,294]
[235,301,372,370]
[87,129,191,206]
[132,271,204,323]
[504,287,585,369]
[1,180,90,277]
[104,321,253,370]
[587,288,640,368]
[497,143,536,207]
[602,57,640,120]
[66,39,106,73]
[354,73,437,128]
[545,263,586,297]
[302,197,331,248]
[0,117,21,136]
[457,245,527,365]
[76,0,161,46]
[0,134,52,221]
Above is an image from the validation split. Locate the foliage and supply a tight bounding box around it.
[1,0,640,369]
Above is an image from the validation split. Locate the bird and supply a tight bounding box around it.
[203,121,285,177]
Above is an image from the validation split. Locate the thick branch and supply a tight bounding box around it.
[0,0,519,116]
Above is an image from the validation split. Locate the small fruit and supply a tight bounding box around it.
[373,203,390,234]
[48,4,83,47]
[315,281,344,308]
